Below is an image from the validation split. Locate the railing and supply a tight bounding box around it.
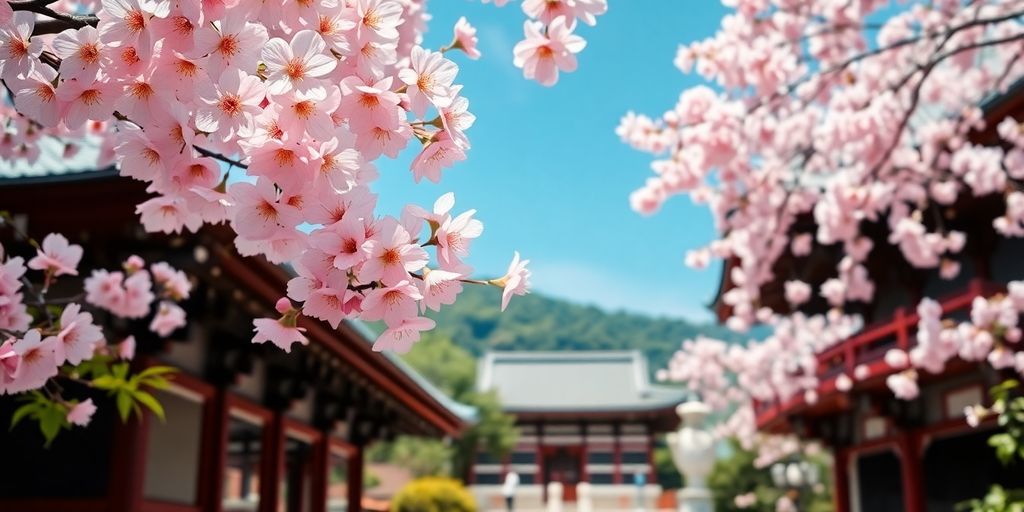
[753,279,1004,430]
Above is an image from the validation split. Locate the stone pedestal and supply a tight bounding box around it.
[678,487,714,512]
[546,482,563,512]
[667,400,716,512]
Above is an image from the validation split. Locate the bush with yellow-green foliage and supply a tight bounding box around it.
[390,477,477,512]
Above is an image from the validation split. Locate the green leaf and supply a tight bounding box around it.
[133,390,165,421]
[91,375,121,390]
[136,366,178,380]
[143,376,171,390]
[990,434,1018,465]
[112,363,129,380]
[116,391,133,421]
[37,404,67,447]
[992,380,1020,398]
[10,402,42,429]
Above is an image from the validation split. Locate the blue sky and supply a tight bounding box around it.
[374,1,731,322]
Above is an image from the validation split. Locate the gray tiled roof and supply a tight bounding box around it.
[478,351,686,413]
[0,138,104,178]
[347,320,479,424]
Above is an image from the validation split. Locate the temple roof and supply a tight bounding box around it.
[477,350,686,414]
[0,171,476,437]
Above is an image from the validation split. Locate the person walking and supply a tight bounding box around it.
[502,470,520,511]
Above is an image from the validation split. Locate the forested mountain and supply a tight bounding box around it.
[424,285,746,373]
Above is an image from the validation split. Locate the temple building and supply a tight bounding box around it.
[469,351,685,509]
[0,170,474,512]
[711,85,1024,511]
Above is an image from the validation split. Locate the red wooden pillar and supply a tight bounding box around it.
[612,423,622,484]
[202,388,230,512]
[310,435,330,512]
[897,431,926,512]
[832,447,851,512]
[261,413,285,512]
[348,444,365,512]
[647,430,657,485]
[108,409,149,512]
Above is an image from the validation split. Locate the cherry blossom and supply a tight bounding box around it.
[252,298,309,353]
[27,233,83,278]
[398,46,457,117]
[495,251,531,311]
[372,316,435,353]
[9,330,58,394]
[52,26,107,81]
[54,303,104,366]
[0,12,41,81]
[262,30,337,95]
[513,16,586,86]
[451,17,480,60]
[67,399,97,427]
[0,0,536,369]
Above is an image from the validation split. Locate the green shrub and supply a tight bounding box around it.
[390,477,477,512]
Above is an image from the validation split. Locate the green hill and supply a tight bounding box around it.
[425,285,744,373]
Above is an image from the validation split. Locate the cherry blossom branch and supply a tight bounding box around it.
[11,0,98,31]
[193,146,249,170]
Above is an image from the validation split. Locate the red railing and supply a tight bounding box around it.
[753,279,1005,430]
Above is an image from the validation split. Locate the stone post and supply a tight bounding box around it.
[666,400,715,512]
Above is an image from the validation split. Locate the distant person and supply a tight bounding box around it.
[502,470,520,511]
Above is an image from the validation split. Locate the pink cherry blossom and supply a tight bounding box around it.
[411,132,466,183]
[52,26,107,81]
[192,11,267,73]
[372,316,435,353]
[513,16,586,86]
[9,330,58,394]
[252,317,308,353]
[784,280,811,307]
[262,30,337,95]
[67,398,97,427]
[0,12,42,81]
[97,0,169,53]
[150,300,187,337]
[359,217,428,286]
[12,67,62,127]
[351,0,403,44]
[151,262,191,300]
[55,76,119,130]
[195,69,266,138]
[55,303,104,366]
[398,46,458,117]
[310,218,371,271]
[360,280,422,327]
[419,268,463,312]
[496,251,531,311]
[229,179,303,240]
[452,17,480,60]
[118,335,136,360]
[435,205,483,272]
[28,233,83,277]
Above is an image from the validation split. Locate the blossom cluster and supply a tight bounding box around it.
[481,0,604,86]
[619,1,1024,332]
[628,0,1024,466]
[0,0,532,353]
[0,231,189,430]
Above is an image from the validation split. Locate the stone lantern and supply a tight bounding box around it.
[666,400,716,512]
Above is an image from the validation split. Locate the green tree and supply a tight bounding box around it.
[959,380,1024,512]
[370,333,518,479]
[708,441,832,512]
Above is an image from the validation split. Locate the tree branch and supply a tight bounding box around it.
[193,146,249,170]
[11,0,98,32]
